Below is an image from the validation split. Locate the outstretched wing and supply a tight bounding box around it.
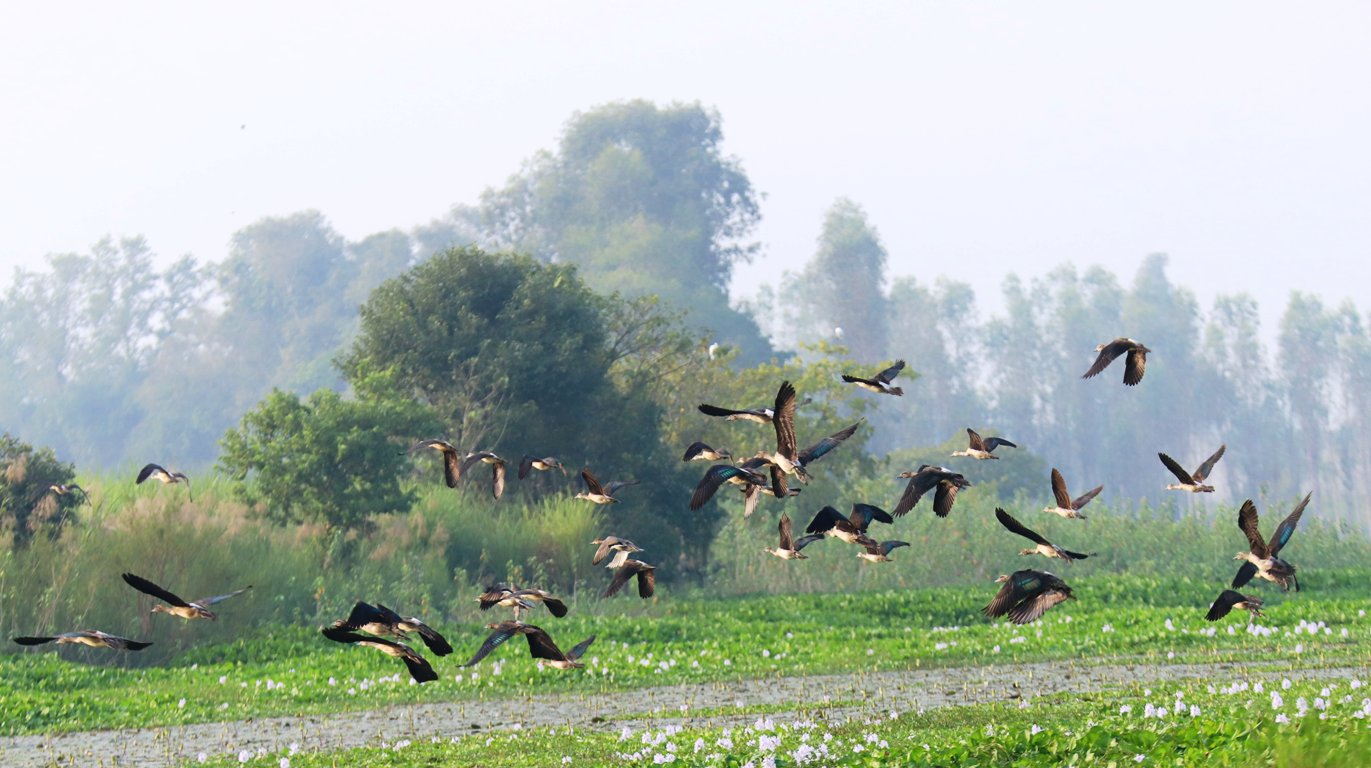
[1232,561,1258,589]
[121,573,189,608]
[984,436,1017,452]
[875,360,906,384]
[1050,468,1072,509]
[966,428,987,452]
[398,651,438,683]
[580,469,606,496]
[414,623,453,656]
[778,513,795,550]
[195,585,252,607]
[604,479,640,496]
[491,461,506,500]
[1237,500,1269,558]
[461,623,519,667]
[635,566,656,598]
[805,506,848,535]
[1082,339,1129,379]
[799,421,862,465]
[995,508,1049,546]
[1072,485,1104,510]
[135,463,166,484]
[932,477,964,518]
[565,635,596,661]
[698,403,756,418]
[1123,348,1147,386]
[518,455,535,480]
[772,381,798,460]
[522,625,568,662]
[1269,491,1310,556]
[1158,453,1195,484]
[1205,590,1244,621]
[1192,444,1226,483]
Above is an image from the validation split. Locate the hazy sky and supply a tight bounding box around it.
[3,2,1368,336]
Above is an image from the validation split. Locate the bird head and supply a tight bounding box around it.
[993,574,1010,583]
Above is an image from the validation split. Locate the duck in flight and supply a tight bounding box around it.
[1159,445,1225,493]
[136,463,191,496]
[518,455,566,479]
[681,442,732,463]
[478,584,569,620]
[764,513,825,560]
[320,625,438,682]
[951,429,1017,460]
[592,536,643,569]
[47,483,91,505]
[12,630,152,651]
[1205,589,1264,621]
[893,465,970,518]
[689,462,767,510]
[1233,492,1310,592]
[330,601,453,656]
[697,401,774,424]
[412,439,463,488]
[121,573,252,621]
[1082,337,1150,386]
[1043,468,1102,519]
[996,507,1093,564]
[983,570,1075,624]
[805,504,893,546]
[603,559,655,599]
[460,451,507,500]
[462,621,589,669]
[576,468,640,505]
[857,539,910,563]
[741,471,802,517]
[841,360,906,396]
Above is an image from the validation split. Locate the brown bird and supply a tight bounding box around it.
[478,584,569,620]
[996,507,1093,564]
[1233,493,1309,592]
[136,463,191,496]
[320,626,437,682]
[122,573,251,621]
[591,536,643,569]
[576,468,639,505]
[1042,468,1102,519]
[412,439,463,487]
[1082,337,1150,386]
[763,512,825,560]
[841,360,906,396]
[461,620,578,668]
[460,451,507,500]
[983,570,1075,624]
[518,455,566,479]
[330,601,452,656]
[12,630,152,651]
[689,461,767,510]
[604,559,656,599]
[681,442,732,463]
[951,428,1017,460]
[893,465,970,518]
[1159,445,1225,493]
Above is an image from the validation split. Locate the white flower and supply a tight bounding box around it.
[280,759,290,768]
[238,751,252,764]
[197,754,207,764]
[1276,713,1290,724]
[561,758,572,765]
[178,698,186,709]
[1283,679,1292,690]
[1030,724,1043,735]
[1134,755,1145,763]
[1119,705,1131,714]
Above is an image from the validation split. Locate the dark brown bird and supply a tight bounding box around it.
[461,620,577,668]
[576,468,639,505]
[12,630,152,651]
[604,559,656,599]
[1205,589,1264,621]
[983,570,1075,624]
[1159,445,1225,493]
[681,442,732,463]
[1043,468,1102,519]
[951,428,1017,460]
[841,360,906,396]
[320,626,438,682]
[1082,337,1150,386]
[136,463,191,496]
[330,601,452,656]
[518,455,566,479]
[689,462,767,510]
[1233,493,1310,592]
[412,439,462,487]
[996,507,1093,564]
[460,451,507,500]
[893,465,970,518]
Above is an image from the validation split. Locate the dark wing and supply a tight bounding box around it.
[603,564,638,598]
[12,636,57,645]
[932,478,964,518]
[698,403,755,418]
[1269,491,1310,556]
[461,622,520,667]
[398,651,439,683]
[1072,485,1103,510]
[875,360,906,384]
[565,635,596,661]
[691,465,751,510]
[778,513,795,550]
[321,626,367,644]
[682,442,709,462]
[342,600,386,628]
[805,506,848,535]
[373,604,406,625]
[1008,589,1072,624]
[1123,347,1147,386]
[1158,453,1195,484]
[879,541,910,555]
[477,587,513,611]
[135,463,166,484]
[592,539,614,566]
[966,428,987,452]
[1050,468,1072,509]
[121,573,189,608]
[995,507,1049,546]
[491,461,506,500]
[441,449,461,488]
[522,625,568,661]
[984,437,1017,452]
[518,455,534,480]
[892,475,924,517]
[772,381,798,460]
[840,374,878,386]
[850,503,893,530]
[542,597,569,618]
[793,534,825,552]
[414,623,453,656]
[580,469,607,496]
[194,585,252,607]
[1205,590,1243,621]
[635,565,656,598]
[1192,444,1226,483]
[1082,339,1129,379]
[769,465,789,500]
[798,421,862,465]
[1237,500,1269,558]
[459,452,486,477]
[1232,561,1258,589]
[742,484,762,518]
[1061,549,1092,561]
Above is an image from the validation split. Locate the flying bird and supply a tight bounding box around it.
[951,428,1017,460]
[1159,445,1226,493]
[121,573,252,621]
[460,451,507,500]
[857,539,910,563]
[575,469,639,505]
[1043,468,1102,520]
[330,601,452,656]
[604,559,656,599]
[893,465,970,518]
[136,463,191,495]
[995,507,1092,564]
[1233,492,1310,592]
[697,400,775,424]
[461,621,580,668]
[12,630,152,651]
[805,504,893,545]
[983,570,1075,624]
[841,360,906,396]
[47,483,90,505]
[412,439,462,487]
[320,626,437,683]
[681,442,732,463]
[478,584,569,620]
[763,513,825,560]
[1205,589,1264,622]
[689,462,767,510]
[1082,337,1150,386]
[591,536,643,569]
[518,455,566,479]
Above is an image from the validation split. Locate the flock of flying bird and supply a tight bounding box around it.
[10,336,1313,682]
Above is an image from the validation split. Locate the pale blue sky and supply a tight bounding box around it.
[2,2,1367,334]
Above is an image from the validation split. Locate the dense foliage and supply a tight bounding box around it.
[0,433,79,547]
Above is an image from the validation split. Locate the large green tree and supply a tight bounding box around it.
[0,433,80,548]
[421,100,771,362]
